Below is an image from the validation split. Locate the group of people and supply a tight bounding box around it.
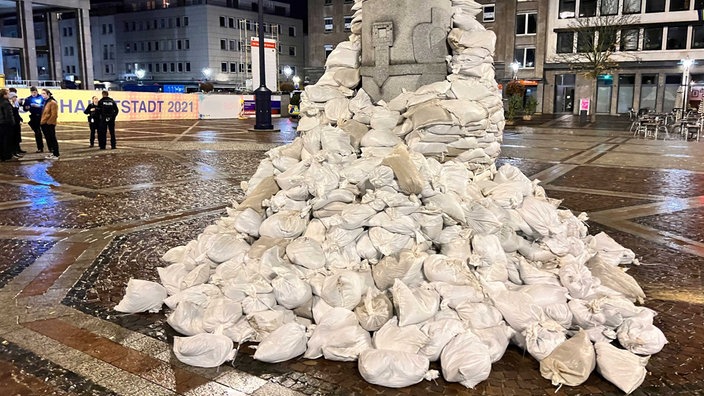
[0,87,119,162]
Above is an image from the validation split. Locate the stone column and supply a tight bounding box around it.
[20,0,38,82]
[77,7,94,89]
[48,11,62,82]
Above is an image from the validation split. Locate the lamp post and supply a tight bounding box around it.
[201,67,212,81]
[253,0,273,130]
[292,75,301,90]
[511,61,520,80]
[283,65,293,81]
[681,58,694,116]
[135,69,146,85]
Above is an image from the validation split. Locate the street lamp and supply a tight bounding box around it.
[201,67,212,80]
[681,58,694,116]
[292,75,301,90]
[283,65,293,81]
[511,61,520,80]
[135,69,146,85]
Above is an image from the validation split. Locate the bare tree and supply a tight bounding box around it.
[552,0,640,121]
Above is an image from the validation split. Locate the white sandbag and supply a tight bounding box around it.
[272,272,312,309]
[490,289,545,332]
[305,307,359,359]
[167,301,206,336]
[586,256,646,304]
[173,333,235,368]
[114,279,167,313]
[222,317,257,343]
[157,263,190,296]
[595,342,649,394]
[391,280,440,326]
[592,232,637,265]
[543,303,573,329]
[247,309,296,341]
[559,256,598,299]
[241,292,277,314]
[372,317,429,354]
[285,237,325,269]
[518,284,569,307]
[358,349,438,388]
[320,271,365,310]
[372,251,425,291]
[355,288,394,331]
[471,233,508,267]
[325,41,361,69]
[162,245,187,264]
[455,301,503,330]
[523,320,568,361]
[322,324,373,361]
[474,324,513,363]
[180,263,211,290]
[202,296,243,333]
[254,322,308,363]
[518,196,565,237]
[437,227,473,261]
[432,282,485,308]
[368,227,414,256]
[258,210,308,239]
[164,283,221,310]
[540,330,596,387]
[423,254,477,285]
[617,311,667,355]
[516,258,561,286]
[324,97,352,122]
[441,331,492,388]
[419,318,465,361]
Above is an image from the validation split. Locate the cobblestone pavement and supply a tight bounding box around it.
[0,117,703,395]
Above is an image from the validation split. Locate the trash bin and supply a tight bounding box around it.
[579,110,588,123]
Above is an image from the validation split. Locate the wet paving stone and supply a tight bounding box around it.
[177,150,267,178]
[635,207,704,244]
[495,157,556,178]
[551,166,704,198]
[0,337,119,396]
[547,189,655,213]
[0,179,243,229]
[0,238,56,288]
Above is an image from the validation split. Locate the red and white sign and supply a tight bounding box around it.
[251,37,278,92]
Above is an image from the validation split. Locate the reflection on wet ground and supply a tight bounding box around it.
[0,117,703,395]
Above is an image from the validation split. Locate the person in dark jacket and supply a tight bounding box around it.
[0,88,16,161]
[8,92,24,158]
[97,90,119,150]
[22,86,48,153]
[84,96,99,147]
[40,89,60,160]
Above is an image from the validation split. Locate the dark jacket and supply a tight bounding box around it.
[84,103,99,124]
[97,97,119,121]
[0,98,15,126]
[11,104,22,125]
[22,94,45,118]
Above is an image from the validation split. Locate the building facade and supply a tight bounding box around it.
[89,0,304,91]
[305,0,355,84]
[544,0,704,115]
[0,0,93,88]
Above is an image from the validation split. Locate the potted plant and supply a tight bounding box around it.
[523,95,538,120]
[506,94,523,125]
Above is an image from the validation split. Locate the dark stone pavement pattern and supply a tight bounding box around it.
[0,117,703,395]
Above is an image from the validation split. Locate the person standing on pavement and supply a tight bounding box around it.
[0,89,16,161]
[22,87,47,153]
[97,90,119,150]
[8,92,25,158]
[40,89,60,160]
[84,96,99,147]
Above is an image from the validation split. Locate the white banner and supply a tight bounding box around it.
[251,37,278,92]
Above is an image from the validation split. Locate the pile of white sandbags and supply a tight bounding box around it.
[115,0,665,392]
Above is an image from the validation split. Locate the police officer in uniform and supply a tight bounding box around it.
[96,90,119,150]
[22,87,47,153]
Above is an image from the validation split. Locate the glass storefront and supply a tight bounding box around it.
[617,75,635,114]
[596,75,613,113]
[1,48,23,81]
[640,74,658,111]
[554,74,576,113]
[663,75,682,113]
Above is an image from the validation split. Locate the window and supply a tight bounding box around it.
[105,64,113,74]
[185,40,190,50]
[483,5,495,22]
[239,63,245,72]
[559,0,576,18]
[156,63,161,72]
[247,63,252,73]
[103,45,108,60]
[186,63,191,72]
[220,39,227,50]
[645,0,665,12]
[666,26,687,50]
[161,18,166,28]
[289,26,296,36]
[601,0,618,15]
[148,42,152,51]
[178,63,183,72]
[148,64,153,73]
[579,0,596,17]
[697,0,704,7]
[598,28,617,51]
[246,20,252,30]
[229,17,235,28]
[184,17,189,26]
[176,17,181,27]
[514,48,535,68]
[289,46,296,56]
[325,44,334,59]
[344,16,353,31]
[124,21,129,32]
[109,44,115,60]
[125,43,131,53]
[102,24,107,34]
[140,42,145,51]
[324,17,333,32]
[325,0,332,5]
[620,29,639,51]
[669,0,690,11]
[516,13,537,35]
[170,63,175,72]
[643,27,662,50]
[155,41,159,51]
[577,30,594,52]
[693,26,704,48]
[163,63,167,72]
[239,41,244,51]
[69,46,74,56]
[557,32,574,53]
[221,62,227,72]
[220,16,226,27]
[230,62,237,73]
